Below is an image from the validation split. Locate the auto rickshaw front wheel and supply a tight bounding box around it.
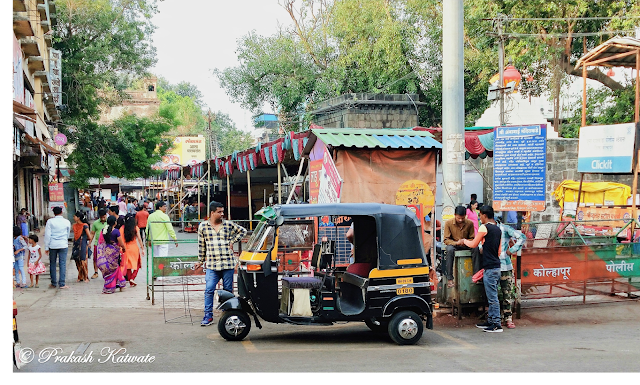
[218,310,252,341]
[388,311,424,345]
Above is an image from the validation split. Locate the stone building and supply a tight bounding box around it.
[98,77,160,124]
[310,93,422,129]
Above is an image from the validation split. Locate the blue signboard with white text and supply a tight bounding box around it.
[493,124,547,212]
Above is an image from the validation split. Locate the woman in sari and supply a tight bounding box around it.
[72,211,91,282]
[96,215,127,294]
[122,214,144,287]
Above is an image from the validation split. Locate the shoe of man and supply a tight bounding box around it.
[483,323,503,333]
[201,315,214,327]
[475,321,492,329]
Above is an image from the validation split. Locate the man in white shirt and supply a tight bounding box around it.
[44,206,71,289]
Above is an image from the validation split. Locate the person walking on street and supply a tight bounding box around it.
[13,226,28,288]
[498,221,526,329]
[146,201,178,258]
[122,214,144,287]
[27,234,45,287]
[118,197,127,217]
[462,206,503,333]
[72,211,92,283]
[442,206,476,288]
[136,204,150,245]
[16,208,31,236]
[90,209,108,278]
[44,206,71,289]
[96,215,127,294]
[194,201,247,327]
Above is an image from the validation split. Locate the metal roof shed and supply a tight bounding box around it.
[575,36,640,125]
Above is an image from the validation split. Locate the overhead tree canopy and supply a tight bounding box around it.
[216,0,640,131]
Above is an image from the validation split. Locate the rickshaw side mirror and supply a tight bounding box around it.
[276,216,285,226]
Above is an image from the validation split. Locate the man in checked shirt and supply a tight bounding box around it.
[194,201,247,326]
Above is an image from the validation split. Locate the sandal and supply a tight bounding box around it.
[92,272,98,279]
[130,281,137,287]
[447,281,455,288]
[506,321,516,329]
[35,284,39,288]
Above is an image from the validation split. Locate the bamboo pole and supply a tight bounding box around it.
[277,161,282,204]
[636,50,639,123]
[247,168,253,229]
[582,63,587,127]
[286,158,305,204]
[632,149,639,236]
[197,169,201,221]
[207,160,211,219]
[226,174,231,221]
[576,173,585,211]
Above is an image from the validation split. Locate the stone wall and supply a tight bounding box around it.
[311,93,420,129]
[469,138,635,222]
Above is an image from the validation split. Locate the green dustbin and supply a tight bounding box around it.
[436,250,485,319]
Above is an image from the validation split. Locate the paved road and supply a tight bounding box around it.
[12,227,640,372]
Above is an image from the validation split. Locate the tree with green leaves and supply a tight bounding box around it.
[64,116,173,188]
[54,0,166,187]
[54,0,159,122]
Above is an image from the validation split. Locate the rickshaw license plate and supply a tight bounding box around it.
[396,277,413,285]
[396,287,414,295]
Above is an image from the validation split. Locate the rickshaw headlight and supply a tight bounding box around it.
[247,264,262,271]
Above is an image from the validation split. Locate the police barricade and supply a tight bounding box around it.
[515,219,640,317]
[145,220,255,324]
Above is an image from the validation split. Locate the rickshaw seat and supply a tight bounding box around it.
[346,263,371,278]
[282,276,323,290]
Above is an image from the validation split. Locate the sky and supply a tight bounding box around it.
[150,0,289,135]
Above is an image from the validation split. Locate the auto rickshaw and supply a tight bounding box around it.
[216,203,433,345]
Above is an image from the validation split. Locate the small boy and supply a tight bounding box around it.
[13,226,28,288]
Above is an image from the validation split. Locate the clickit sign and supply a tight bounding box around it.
[578,123,637,173]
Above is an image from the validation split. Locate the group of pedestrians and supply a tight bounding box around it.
[13,194,152,295]
[442,203,526,333]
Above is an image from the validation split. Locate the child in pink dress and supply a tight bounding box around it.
[27,235,46,288]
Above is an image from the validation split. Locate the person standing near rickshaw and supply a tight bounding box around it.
[442,206,476,288]
[461,206,503,333]
[497,221,526,329]
[194,201,247,327]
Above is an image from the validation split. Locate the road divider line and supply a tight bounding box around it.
[242,339,258,352]
[431,330,477,349]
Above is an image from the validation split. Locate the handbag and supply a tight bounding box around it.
[472,268,484,283]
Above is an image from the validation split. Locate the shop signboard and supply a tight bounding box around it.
[48,183,64,202]
[578,123,636,173]
[308,141,342,204]
[49,49,62,106]
[152,136,206,170]
[493,124,547,211]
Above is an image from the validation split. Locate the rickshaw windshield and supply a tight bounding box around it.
[245,222,275,252]
[277,221,314,250]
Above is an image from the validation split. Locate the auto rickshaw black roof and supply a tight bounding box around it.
[266,203,426,269]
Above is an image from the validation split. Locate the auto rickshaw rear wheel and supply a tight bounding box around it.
[218,310,252,341]
[364,317,389,333]
[388,310,423,345]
